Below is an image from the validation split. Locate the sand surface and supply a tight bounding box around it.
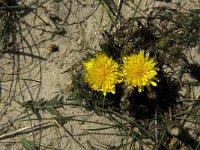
[0,0,199,149]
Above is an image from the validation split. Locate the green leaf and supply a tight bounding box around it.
[46,94,61,116]
[46,105,59,116]
[67,91,77,100]
[31,98,45,109]
[21,139,37,150]
[46,94,60,106]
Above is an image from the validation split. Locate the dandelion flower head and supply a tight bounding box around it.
[83,53,121,96]
[122,50,159,92]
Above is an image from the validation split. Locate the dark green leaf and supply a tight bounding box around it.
[46,94,60,106]
[21,139,37,150]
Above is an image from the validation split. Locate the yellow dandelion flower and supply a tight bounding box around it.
[83,53,121,96]
[122,50,159,92]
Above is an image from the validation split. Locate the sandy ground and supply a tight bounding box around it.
[0,0,199,150]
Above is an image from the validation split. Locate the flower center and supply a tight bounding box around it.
[99,68,106,76]
[96,67,108,80]
[132,64,146,78]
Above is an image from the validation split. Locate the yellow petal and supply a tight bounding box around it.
[138,87,143,92]
[150,81,157,86]
[83,53,120,96]
[122,49,159,92]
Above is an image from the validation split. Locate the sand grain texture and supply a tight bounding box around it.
[0,0,200,149]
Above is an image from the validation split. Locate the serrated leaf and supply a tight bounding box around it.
[32,98,45,109]
[46,94,60,106]
[37,98,46,106]
[21,139,37,150]
[44,95,63,117]
[46,105,59,116]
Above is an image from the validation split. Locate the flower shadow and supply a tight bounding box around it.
[124,71,180,119]
[187,63,200,82]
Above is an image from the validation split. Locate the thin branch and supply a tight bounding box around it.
[0,122,56,140]
[54,120,86,150]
